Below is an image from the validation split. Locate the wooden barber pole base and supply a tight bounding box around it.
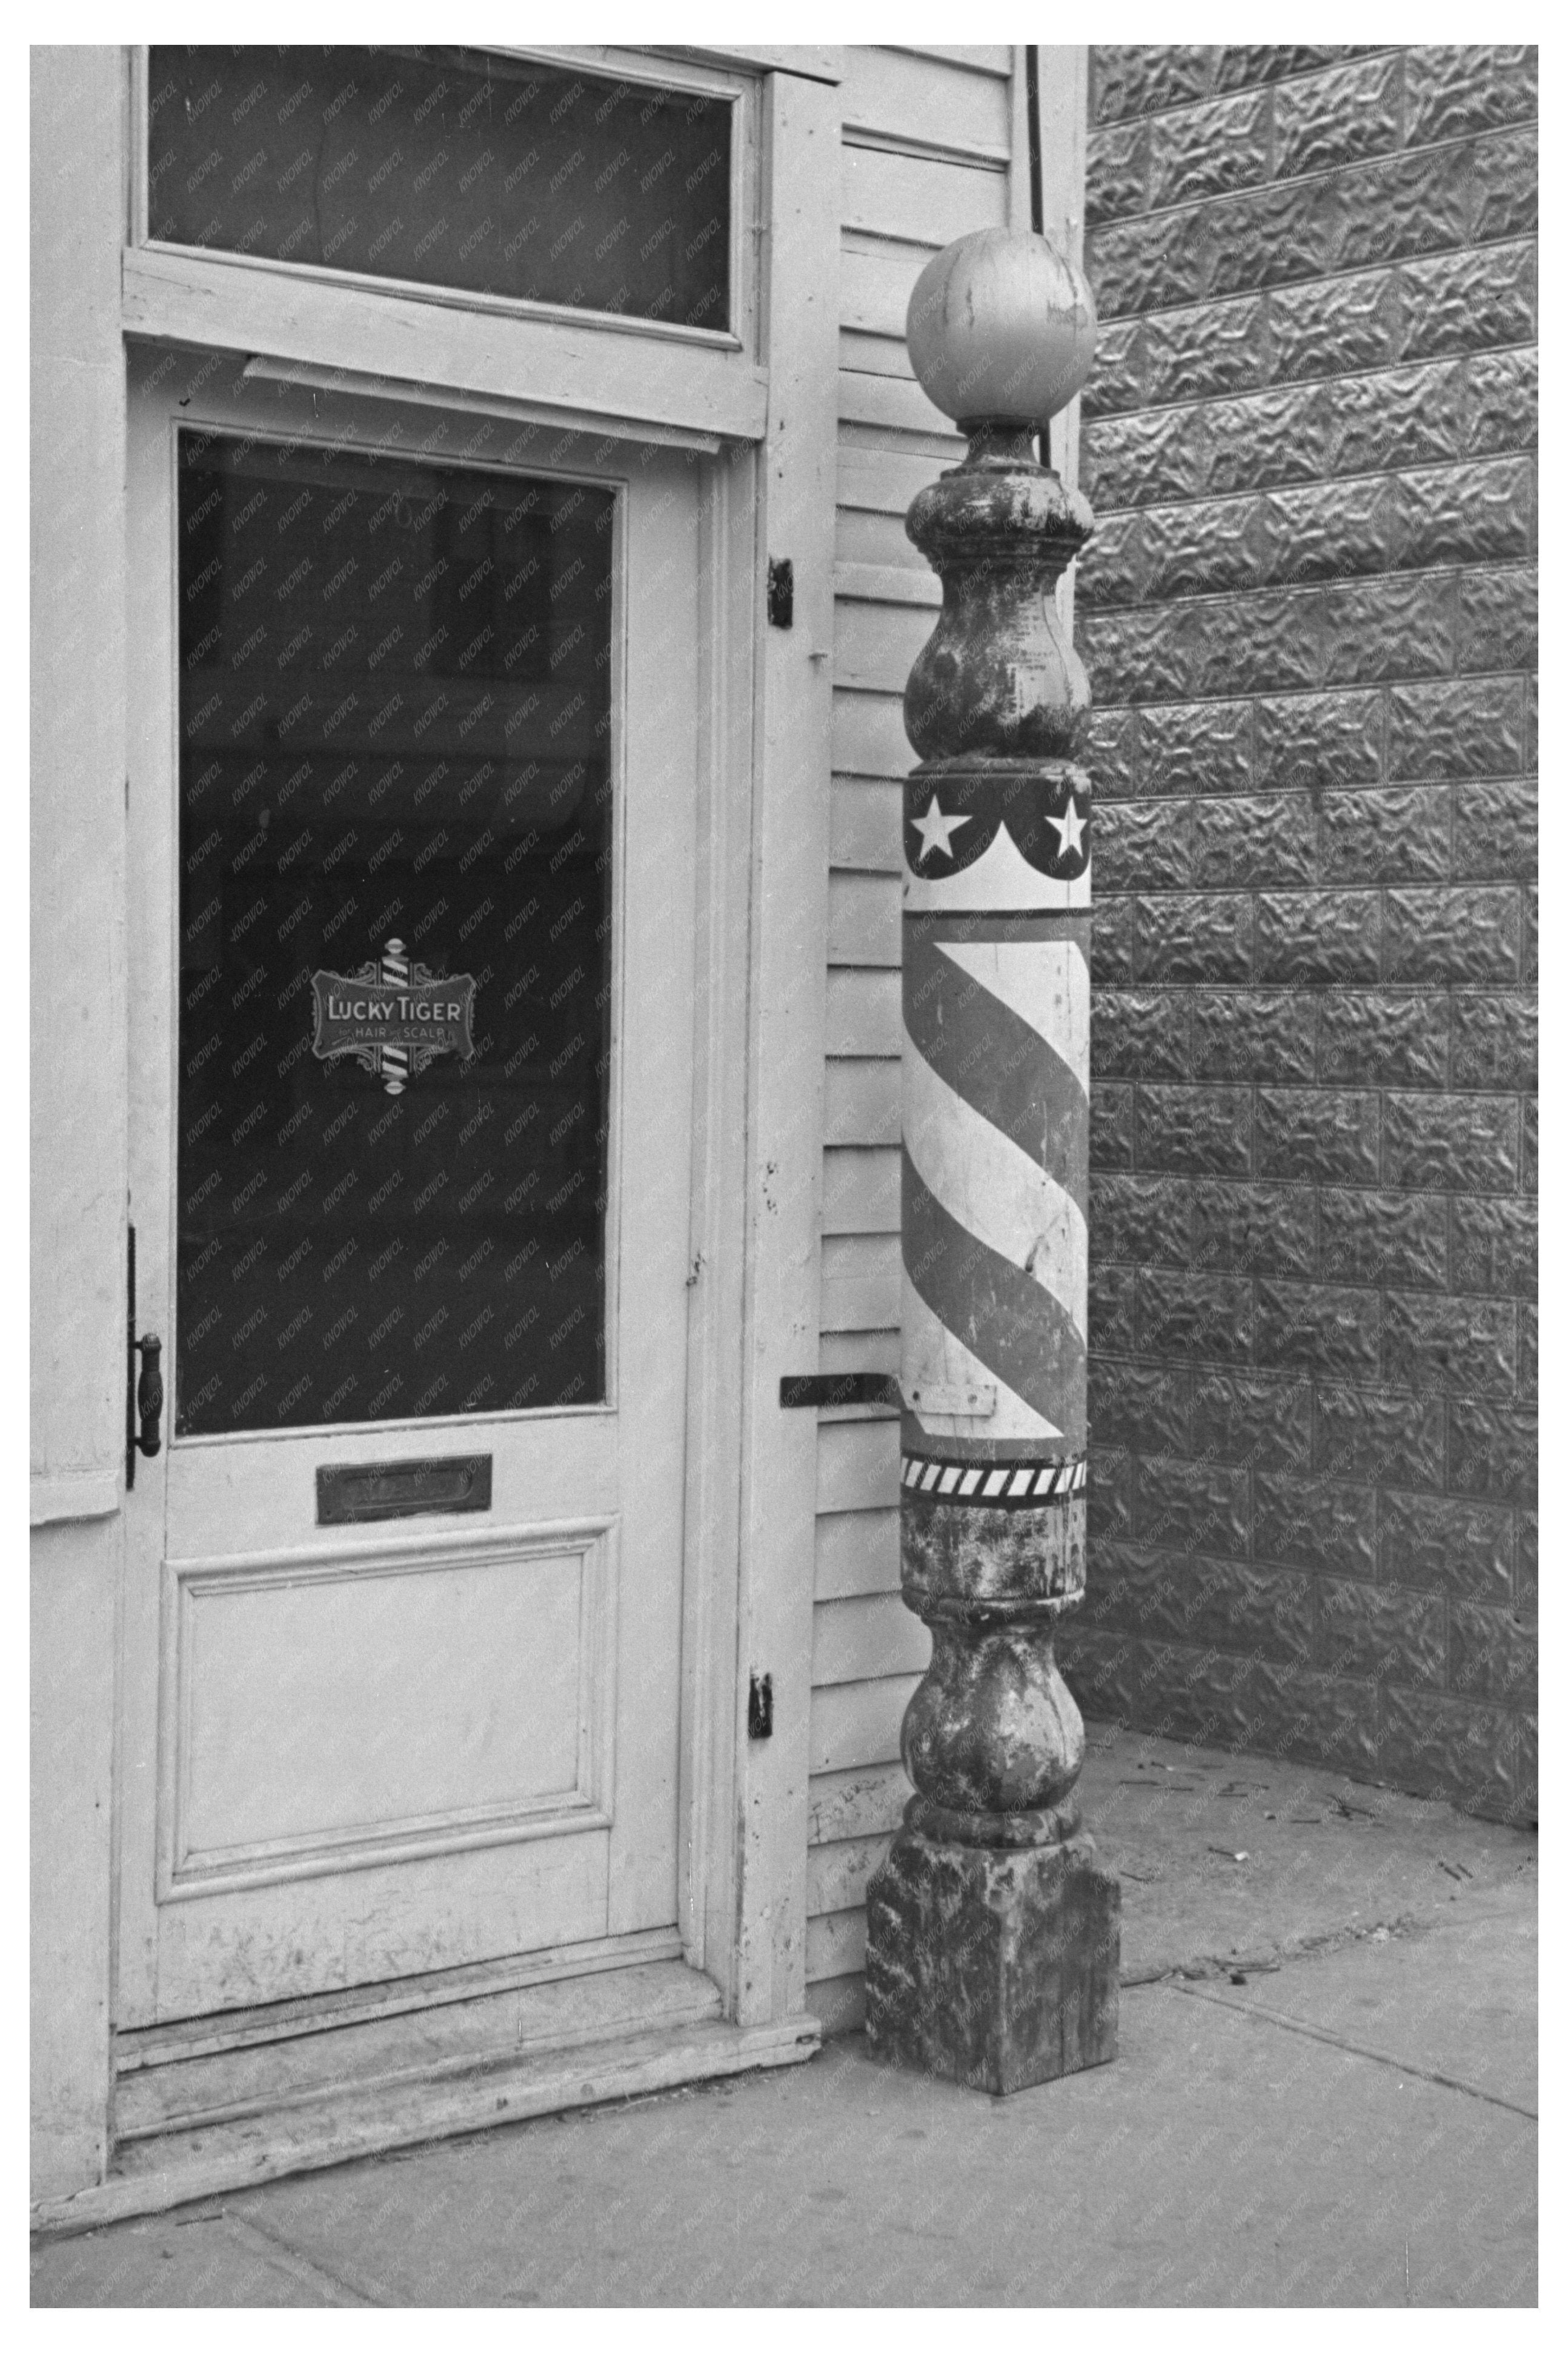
[866,1832,1119,2095]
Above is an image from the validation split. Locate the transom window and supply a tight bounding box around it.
[147,45,734,333]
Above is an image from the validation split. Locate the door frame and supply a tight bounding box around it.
[106,55,840,2058]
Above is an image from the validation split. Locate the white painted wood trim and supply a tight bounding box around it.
[118,1927,686,2072]
[116,1957,724,2142]
[239,355,728,456]
[678,444,754,2002]
[32,2013,822,2238]
[30,44,130,2212]
[30,1473,121,1526]
[121,247,769,446]
[1037,42,1090,653]
[729,68,841,2029]
[32,45,130,1516]
[1009,47,1034,231]
[669,47,845,85]
[1035,44,1089,264]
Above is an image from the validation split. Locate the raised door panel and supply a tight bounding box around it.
[163,1526,617,1892]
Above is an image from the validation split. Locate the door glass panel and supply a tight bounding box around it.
[174,431,614,1434]
[147,47,733,333]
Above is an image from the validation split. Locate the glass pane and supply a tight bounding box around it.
[148,46,732,333]
[174,430,615,1434]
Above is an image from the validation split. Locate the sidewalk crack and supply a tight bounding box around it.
[220,2210,391,2307]
[1163,1981,1538,2120]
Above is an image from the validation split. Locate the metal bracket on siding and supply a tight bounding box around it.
[779,1373,901,1408]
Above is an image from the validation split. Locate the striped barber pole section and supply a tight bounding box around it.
[900,763,1091,1495]
[901,1453,1089,1505]
[379,937,411,1094]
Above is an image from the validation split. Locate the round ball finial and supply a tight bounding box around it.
[906,227,1097,431]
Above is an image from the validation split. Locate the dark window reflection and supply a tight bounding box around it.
[148,46,733,333]
[175,431,614,1434]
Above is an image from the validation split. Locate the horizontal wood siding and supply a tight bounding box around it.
[808,42,1025,2025]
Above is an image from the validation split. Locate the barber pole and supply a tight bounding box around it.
[865,228,1121,2093]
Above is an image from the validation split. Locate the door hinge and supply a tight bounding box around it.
[748,1671,774,1741]
[766,557,794,629]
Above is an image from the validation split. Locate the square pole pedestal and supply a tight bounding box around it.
[865,1829,1120,2094]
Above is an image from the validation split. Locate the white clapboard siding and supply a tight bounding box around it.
[839,371,960,439]
[806,1908,868,1986]
[839,236,943,342]
[825,968,902,1056]
[810,1674,922,1776]
[840,146,1011,248]
[839,325,916,382]
[820,1234,901,1336]
[816,1417,901,1515]
[835,498,931,573]
[808,1759,912,1845]
[834,559,943,608]
[820,1330,900,1377]
[814,1593,931,1686]
[831,688,916,782]
[837,438,957,519]
[815,1503,900,1599]
[826,872,900,967]
[832,593,938,696]
[820,1273,897,1334]
[829,777,903,873]
[824,1058,900,1147]
[841,45,1012,158]
[820,1145,899,1236]
[808,43,1028,2016]
[807,1834,896,1920]
[892,44,1014,74]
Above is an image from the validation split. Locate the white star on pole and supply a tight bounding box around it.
[1045,794,1086,860]
[911,794,972,864]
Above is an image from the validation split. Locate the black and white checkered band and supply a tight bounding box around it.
[900,1454,1088,1507]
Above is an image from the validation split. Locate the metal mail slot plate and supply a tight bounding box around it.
[316,1454,493,1525]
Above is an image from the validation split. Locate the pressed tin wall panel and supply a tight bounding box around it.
[1065,44,1537,1826]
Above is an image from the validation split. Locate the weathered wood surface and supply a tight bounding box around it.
[862,220,1120,2083]
[866,1835,1119,2093]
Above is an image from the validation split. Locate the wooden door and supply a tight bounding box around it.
[118,356,703,2028]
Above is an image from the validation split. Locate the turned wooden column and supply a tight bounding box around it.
[865,227,1120,2092]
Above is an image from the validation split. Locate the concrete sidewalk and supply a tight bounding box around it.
[32,1728,1538,2307]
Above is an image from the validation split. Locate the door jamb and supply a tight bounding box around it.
[679,68,840,2024]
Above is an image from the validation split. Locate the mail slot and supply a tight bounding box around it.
[316,1454,493,1525]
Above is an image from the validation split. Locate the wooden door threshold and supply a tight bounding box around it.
[33,1961,821,2239]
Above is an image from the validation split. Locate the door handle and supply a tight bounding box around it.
[133,1335,164,1461]
[126,1223,164,1487]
